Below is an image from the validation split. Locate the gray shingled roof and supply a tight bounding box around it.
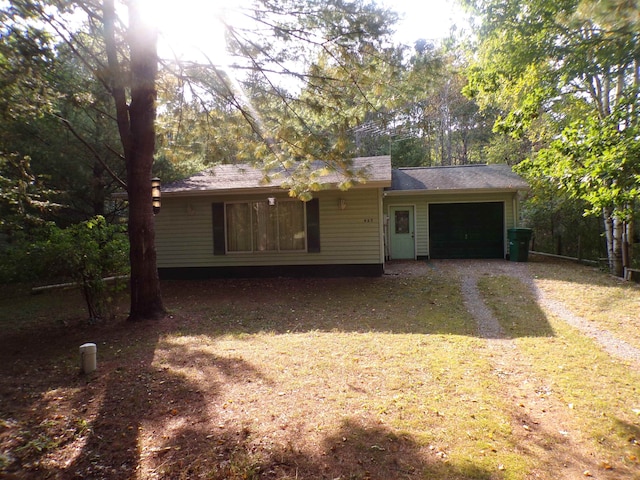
[388,164,528,192]
[162,156,392,194]
[150,159,528,196]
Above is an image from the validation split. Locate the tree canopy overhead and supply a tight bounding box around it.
[463,0,639,275]
[153,0,406,193]
[1,0,414,319]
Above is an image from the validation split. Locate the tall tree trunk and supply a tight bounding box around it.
[603,207,625,277]
[612,216,624,277]
[627,216,634,268]
[603,207,615,273]
[622,220,630,273]
[104,0,165,320]
[127,0,165,320]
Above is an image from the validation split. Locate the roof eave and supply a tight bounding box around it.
[383,186,530,196]
[113,180,390,199]
[162,180,390,197]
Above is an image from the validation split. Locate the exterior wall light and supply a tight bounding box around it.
[338,198,347,210]
[268,196,276,206]
[151,177,161,215]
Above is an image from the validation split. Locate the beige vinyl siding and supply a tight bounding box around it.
[154,196,213,267]
[383,192,519,258]
[155,188,384,268]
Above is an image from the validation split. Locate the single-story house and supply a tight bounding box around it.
[152,155,529,279]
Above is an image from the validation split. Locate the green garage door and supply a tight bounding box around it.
[429,202,504,259]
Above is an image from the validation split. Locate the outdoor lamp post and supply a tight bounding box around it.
[151,177,161,215]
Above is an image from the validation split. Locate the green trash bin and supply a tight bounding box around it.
[508,228,533,262]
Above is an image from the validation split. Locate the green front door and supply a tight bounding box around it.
[390,206,415,259]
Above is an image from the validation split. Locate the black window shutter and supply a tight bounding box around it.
[306,198,320,253]
[212,203,226,255]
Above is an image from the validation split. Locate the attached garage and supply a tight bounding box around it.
[383,164,529,261]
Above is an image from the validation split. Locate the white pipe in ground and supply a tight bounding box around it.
[79,343,97,373]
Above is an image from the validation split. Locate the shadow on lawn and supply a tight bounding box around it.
[98,333,495,479]
[159,276,474,338]
[159,269,556,339]
[145,416,495,479]
[0,262,569,478]
[0,316,495,479]
[3,303,631,479]
[0,316,163,479]
[502,403,640,479]
[521,254,640,297]
[613,418,640,457]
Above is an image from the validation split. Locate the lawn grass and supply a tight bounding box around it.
[478,274,640,475]
[528,259,640,351]
[1,260,639,479]
[150,274,526,478]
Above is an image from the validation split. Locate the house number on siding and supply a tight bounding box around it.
[364,218,374,223]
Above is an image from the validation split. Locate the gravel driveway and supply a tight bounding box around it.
[386,258,640,479]
[385,259,640,367]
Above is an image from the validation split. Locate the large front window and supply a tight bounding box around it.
[226,200,306,252]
